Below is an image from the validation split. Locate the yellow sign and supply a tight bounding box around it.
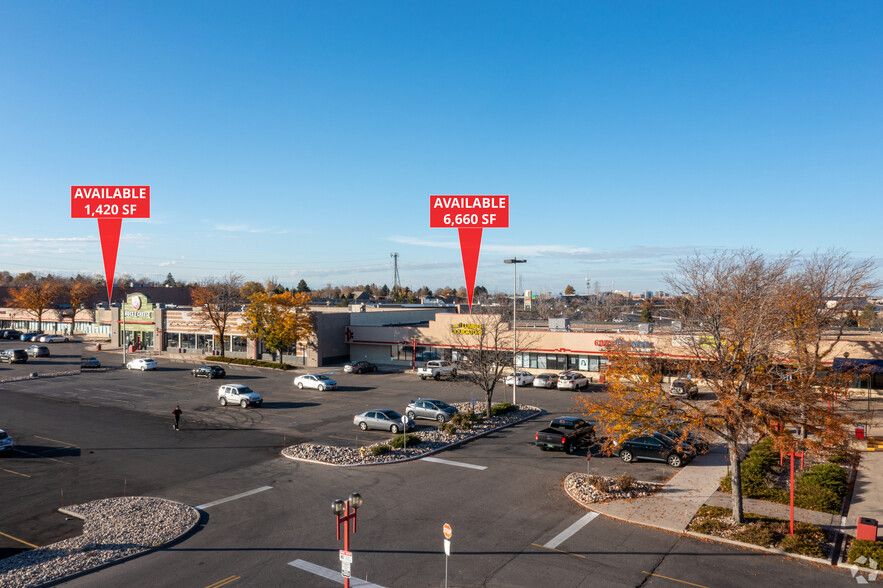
[450,323,483,335]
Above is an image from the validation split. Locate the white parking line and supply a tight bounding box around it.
[196,486,273,510]
[421,457,487,470]
[288,559,386,587]
[544,512,599,549]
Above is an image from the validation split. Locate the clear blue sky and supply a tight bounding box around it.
[1,1,880,295]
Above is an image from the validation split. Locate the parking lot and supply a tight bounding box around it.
[0,349,691,557]
[0,339,82,379]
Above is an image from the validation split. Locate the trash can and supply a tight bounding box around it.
[856,427,867,441]
[857,517,878,541]
[599,375,606,384]
[95,343,101,351]
[129,345,136,352]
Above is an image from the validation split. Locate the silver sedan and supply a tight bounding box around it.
[353,409,415,434]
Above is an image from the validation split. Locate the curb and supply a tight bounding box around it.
[281,408,546,467]
[30,497,202,587]
[684,530,834,568]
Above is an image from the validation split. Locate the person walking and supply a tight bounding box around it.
[173,405,182,431]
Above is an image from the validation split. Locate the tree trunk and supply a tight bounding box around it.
[485,391,492,418]
[728,439,744,523]
[218,329,225,357]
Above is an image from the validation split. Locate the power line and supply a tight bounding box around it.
[390,252,401,296]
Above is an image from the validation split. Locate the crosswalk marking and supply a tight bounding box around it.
[421,457,487,470]
[544,512,599,549]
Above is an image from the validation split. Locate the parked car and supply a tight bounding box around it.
[417,360,457,380]
[557,371,589,390]
[1,330,22,340]
[532,373,559,388]
[659,429,710,454]
[81,357,101,369]
[20,332,42,341]
[535,417,595,454]
[294,374,338,390]
[218,384,263,408]
[669,379,699,399]
[0,429,13,454]
[0,349,28,364]
[26,345,50,358]
[344,360,378,374]
[40,334,69,343]
[616,434,695,467]
[505,371,535,387]
[405,398,458,423]
[353,409,414,433]
[126,358,158,371]
[192,365,226,379]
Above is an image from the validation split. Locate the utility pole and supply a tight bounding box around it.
[390,252,401,298]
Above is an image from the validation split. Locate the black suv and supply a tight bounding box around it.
[191,365,226,379]
[617,433,695,467]
[0,349,28,364]
[1,330,23,340]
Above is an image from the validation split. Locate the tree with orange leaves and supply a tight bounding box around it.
[7,278,63,332]
[192,274,244,358]
[578,250,875,523]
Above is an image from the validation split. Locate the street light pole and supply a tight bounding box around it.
[332,492,363,588]
[503,258,526,406]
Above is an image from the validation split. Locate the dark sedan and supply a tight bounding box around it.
[192,365,226,379]
[81,357,102,369]
[344,361,378,374]
[616,434,695,467]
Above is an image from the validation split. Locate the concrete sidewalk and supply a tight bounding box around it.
[575,446,729,533]
[845,449,883,538]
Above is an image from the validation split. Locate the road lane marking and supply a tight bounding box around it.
[530,542,586,559]
[2,468,30,478]
[196,486,273,510]
[13,448,71,465]
[287,559,386,587]
[34,435,78,447]
[205,575,241,588]
[642,571,711,588]
[544,512,599,549]
[421,457,487,470]
[0,530,39,549]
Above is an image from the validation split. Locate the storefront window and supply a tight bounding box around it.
[232,336,247,353]
[165,332,180,349]
[181,333,196,349]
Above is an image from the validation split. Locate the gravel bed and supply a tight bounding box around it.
[564,472,661,504]
[0,369,81,383]
[0,497,199,588]
[282,403,543,465]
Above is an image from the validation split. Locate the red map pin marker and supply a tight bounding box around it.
[71,186,151,303]
[430,195,509,309]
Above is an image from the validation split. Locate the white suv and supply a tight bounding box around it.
[218,384,263,408]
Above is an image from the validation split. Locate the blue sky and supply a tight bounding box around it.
[1,2,880,295]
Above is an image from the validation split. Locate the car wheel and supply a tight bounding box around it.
[565,443,575,455]
[407,411,416,419]
[372,366,378,372]
[452,369,457,377]
[436,414,446,423]
[420,375,426,380]
[141,366,146,371]
[619,450,634,463]
[359,422,368,431]
[240,399,248,408]
[667,454,683,467]
[390,424,400,434]
[434,372,440,381]
[297,382,304,389]
[219,397,227,406]
[318,384,325,391]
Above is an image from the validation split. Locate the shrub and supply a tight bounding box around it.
[489,402,517,417]
[207,356,294,370]
[730,523,779,547]
[451,413,474,429]
[827,451,854,465]
[370,444,391,455]
[847,539,883,566]
[439,423,457,435]
[780,531,825,558]
[794,484,841,514]
[615,473,637,492]
[691,517,732,535]
[795,463,848,513]
[389,433,421,449]
[589,475,611,493]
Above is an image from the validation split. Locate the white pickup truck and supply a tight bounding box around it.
[417,360,457,380]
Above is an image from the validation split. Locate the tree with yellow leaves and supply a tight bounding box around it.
[244,290,313,365]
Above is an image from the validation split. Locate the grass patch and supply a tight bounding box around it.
[206,356,296,370]
[847,539,883,566]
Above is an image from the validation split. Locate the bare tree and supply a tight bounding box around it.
[447,312,538,418]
